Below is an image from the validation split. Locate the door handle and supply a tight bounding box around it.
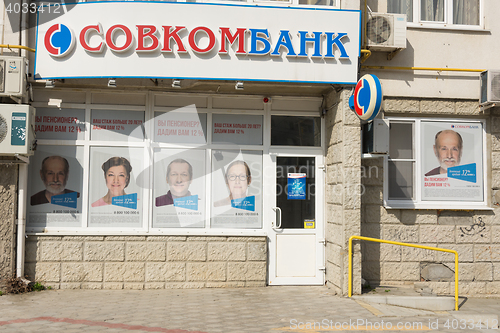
[272,207,282,230]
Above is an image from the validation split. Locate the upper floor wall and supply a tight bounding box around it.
[363,0,497,100]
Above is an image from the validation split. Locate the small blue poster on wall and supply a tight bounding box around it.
[287,173,306,200]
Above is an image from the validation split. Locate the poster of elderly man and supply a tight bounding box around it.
[152,149,205,228]
[421,121,484,202]
[27,146,84,227]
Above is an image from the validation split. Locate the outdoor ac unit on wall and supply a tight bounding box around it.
[0,104,36,156]
[366,13,407,51]
[480,70,500,106]
[0,56,28,99]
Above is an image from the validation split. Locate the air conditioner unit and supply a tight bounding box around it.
[366,13,407,51]
[0,104,36,156]
[480,70,500,106]
[0,56,28,98]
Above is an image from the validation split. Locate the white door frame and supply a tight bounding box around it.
[265,149,325,285]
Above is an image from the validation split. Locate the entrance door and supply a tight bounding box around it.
[267,154,324,285]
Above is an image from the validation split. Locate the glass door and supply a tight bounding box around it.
[267,154,324,285]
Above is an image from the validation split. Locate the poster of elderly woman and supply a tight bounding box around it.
[211,150,262,229]
[89,147,143,228]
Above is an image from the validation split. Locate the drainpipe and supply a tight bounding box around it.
[16,2,29,279]
[16,163,28,278]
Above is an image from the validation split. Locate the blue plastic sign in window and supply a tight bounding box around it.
[112,193,137,209]
[174,195,199,211]
[287,173,306,200]
[51,191,78,208]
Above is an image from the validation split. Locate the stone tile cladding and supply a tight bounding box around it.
[361,98,500,296]
[0,164,17,289]
[24,235,267,290]
[324,89,362,296]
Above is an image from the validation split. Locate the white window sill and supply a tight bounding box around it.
[407,22,488,32]
[384,200,493,210]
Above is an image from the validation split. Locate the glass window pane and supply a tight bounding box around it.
[388,0,413,22]
[389,122,413,159]
[388,161,414,199]
[271,116,321,146]
[453,0,479,25]
[421,0,444,22]
[299,0,335,6]
[277,157,315,229]
[212,114,263,145]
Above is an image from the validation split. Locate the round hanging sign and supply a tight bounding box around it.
[348,74,383,121]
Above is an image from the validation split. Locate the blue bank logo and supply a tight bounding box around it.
[45,23,75,57]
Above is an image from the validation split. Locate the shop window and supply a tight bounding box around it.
[271,116,321,146]
[384,117,487,209]
[27,100,268,232]
[388,0,481,27]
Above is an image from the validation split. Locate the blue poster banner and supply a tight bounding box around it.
[287,173,306,200]
[112,193,138,209]
[448,163,477,183]
[231,195,255,211]
[174,195,199,211]
[51,191,78,208]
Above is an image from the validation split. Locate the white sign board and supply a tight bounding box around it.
[35,2,360,84]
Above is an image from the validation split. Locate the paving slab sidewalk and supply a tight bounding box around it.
[0,286,499,332]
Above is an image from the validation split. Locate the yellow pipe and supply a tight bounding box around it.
[348,235,459,311]
[360,50,371,63]
[0,44,35,53]
[362,65,484,73]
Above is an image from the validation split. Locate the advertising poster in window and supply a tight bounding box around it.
[89,147,143,227]
[91,109,144,142]
[35,108,86,140]
[153,149,206,228]
[211,150,262,228]
[27,145,84,227]
[154,106,207,144]
[212,114,263,145]
[421,121,483,201]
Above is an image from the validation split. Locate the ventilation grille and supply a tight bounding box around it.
[367,16,392,44]
[0,114,7,144]
[491,72,500,101]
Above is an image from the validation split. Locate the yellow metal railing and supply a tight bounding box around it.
[348,235,459,311]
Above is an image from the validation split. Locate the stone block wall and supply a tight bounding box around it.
[324,88,362,295]
[361,98,500,295]
[0,164,17,288]
[25,235,267,289]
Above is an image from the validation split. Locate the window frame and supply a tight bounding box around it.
[383,117,490,210]
[27,90,324,235]
[391,0,484,31]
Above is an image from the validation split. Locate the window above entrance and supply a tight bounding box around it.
[388,0,483,29]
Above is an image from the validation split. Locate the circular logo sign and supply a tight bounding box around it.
[44,24,75,57]
[349,74,383,121]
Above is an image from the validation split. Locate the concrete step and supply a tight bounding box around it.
[352,295,456,311]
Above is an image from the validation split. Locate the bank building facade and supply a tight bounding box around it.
[0,0,499,296]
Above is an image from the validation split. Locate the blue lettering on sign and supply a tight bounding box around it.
[112,193,137,209]
[51,191,77,208]
[249,29,271,55]
[447,163,476,183]
[288,177,306,200]
[174,195,198,211]
[271,30,296,56]
[231,195,255,211]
